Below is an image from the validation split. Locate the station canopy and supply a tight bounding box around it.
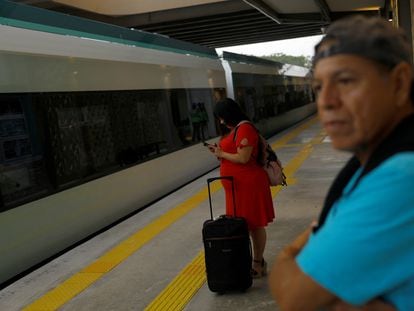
[10,0,390,48]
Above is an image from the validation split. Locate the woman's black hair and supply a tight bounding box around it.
[214,98,250,127]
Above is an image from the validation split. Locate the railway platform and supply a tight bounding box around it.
[0,116,350,311]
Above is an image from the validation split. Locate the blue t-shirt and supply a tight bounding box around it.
[297,153,414,310]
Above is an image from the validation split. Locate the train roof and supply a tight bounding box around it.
[221,51,309,77]
[1,0,310,77]
[281,64,310,77]
[0,0,218,59]
[221,51,283,68]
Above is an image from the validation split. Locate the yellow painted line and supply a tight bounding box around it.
[23,116,320,311]
[23,183,222,311]
[282,129,326,178]
[145,126,326,311]
[271,127,325,198]
[278,142,324,148]
[272,116,319,149]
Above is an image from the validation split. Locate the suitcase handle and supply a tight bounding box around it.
[207,176,236,220]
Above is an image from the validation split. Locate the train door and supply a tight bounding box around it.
[187,89,218,141]
[0,95,49,209]
[170,89,192,145]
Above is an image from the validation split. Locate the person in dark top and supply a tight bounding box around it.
[198,102,209,140]
[269,15,414,311]
[190,103,202,142]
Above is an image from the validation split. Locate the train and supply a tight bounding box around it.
[0,0,316,286]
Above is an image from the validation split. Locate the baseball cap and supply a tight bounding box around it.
[313,15,412,68]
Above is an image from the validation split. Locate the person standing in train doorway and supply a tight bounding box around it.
[198,102,209,141]
[207,98,275,278]
[269,15,414,311]
[190,103,202,142]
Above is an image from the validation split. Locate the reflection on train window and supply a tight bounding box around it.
[0,78,311,210]
[233,73,312,122]
[0,118,27,137]
[0,98,23,115]
[0,89,220,210]
[3,138,32,160]
[0,96,49,209]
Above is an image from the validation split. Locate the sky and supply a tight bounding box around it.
[216,34,323,58]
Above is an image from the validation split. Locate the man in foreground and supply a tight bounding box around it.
[269,15,414,311]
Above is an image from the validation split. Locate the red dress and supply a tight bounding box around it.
[219,123,275,230]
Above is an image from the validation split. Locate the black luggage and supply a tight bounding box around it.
[202,176,252,293]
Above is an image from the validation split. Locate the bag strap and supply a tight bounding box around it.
[313,114,414,233]
[232,120,253,142]
[233,121,283,165]
[232,121,263,164]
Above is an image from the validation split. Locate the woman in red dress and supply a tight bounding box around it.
[209,98,275,277]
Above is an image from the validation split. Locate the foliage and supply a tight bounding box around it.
[261,53,312,68]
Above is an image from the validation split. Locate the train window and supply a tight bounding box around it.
[0,95,49,209]
[0,88,218,211]
[3,139,32,160]
[0,98,23,116]
[233,73,312,122]
[0,74,310,211]
[0,118,27,138]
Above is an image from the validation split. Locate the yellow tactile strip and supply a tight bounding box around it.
[145,252,206,311]
[23,183,222,311]
[23,116,321,311]
[23,273,102,311]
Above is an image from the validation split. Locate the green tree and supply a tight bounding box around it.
[262,53,312,68]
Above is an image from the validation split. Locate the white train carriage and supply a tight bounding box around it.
[0,0,315,286]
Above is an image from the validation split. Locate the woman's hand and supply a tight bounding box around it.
[212,145,222,158]
[207,144,221,157]
[206,144,222,160]
[206,143,216,153]
[208,143,253,164]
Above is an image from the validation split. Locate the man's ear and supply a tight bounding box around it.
[390,62,413,107]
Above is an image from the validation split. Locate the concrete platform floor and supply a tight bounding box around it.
[0,117,350,311]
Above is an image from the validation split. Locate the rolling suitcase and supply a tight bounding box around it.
[202,176,252,293]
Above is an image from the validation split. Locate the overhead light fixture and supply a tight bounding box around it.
[355,6,381,11]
